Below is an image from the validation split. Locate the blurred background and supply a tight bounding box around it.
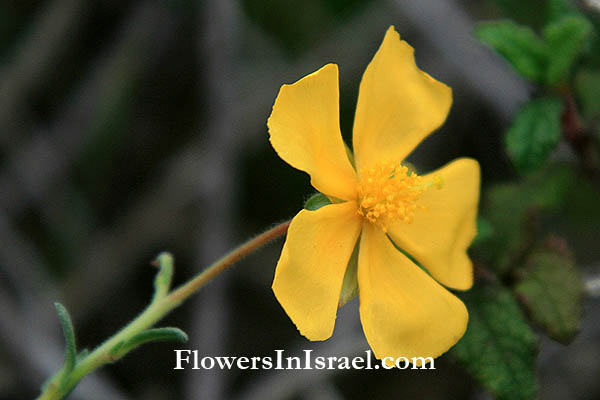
[1,0,599,399]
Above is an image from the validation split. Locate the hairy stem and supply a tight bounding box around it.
[37,220,290,400]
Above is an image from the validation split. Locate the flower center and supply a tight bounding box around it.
[356,161,441,232]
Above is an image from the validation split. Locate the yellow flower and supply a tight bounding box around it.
[268,26,480,362]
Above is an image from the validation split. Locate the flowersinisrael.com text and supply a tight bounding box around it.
[173,350,435,370]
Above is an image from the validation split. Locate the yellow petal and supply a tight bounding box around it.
[387,158,480,290]
[272,201,362,340]
[358,224,468,361]
[352,26,452,170]
[268,64,358,200]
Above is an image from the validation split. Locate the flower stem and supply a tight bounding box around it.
[168,220,290,303]
[37,220,290,400]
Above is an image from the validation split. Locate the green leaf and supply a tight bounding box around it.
[514,237,583,343]
[304,192,331,211]
[543,16,592,84]
[451,283,538,400]
[505,97,564,173]
[476,183,530,272]
[575,68,600,119]
[529,164,575,210]
[475,20,547,82]
[474,217,494,245]
[152,252,174,301]
[476,164,575,273]
[545,0,579,25]
[54,303,77,376]
[53,303,77,391]
[117,328,188,358]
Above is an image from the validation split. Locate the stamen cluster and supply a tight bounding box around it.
[357,161,433,232]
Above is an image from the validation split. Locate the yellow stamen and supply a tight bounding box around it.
[356,161,441,232]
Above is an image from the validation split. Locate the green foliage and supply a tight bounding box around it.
[113,328,188,358]
[477,183,529,273]
[545,0,579,25]
[452,282,538,400]
[543,16,592,84]
[505,97,563,173]
[304,192,332,211]
[575,68,600,119]
[153,252,174,301]
[475,20,547,82]
[54,303,77,385]
[40,254,193,399]
[474,217,494,245]
[514,237,583,343]
[42,303,79,396]
[476,165,574,273]
[586,15,600,68]
[476,2,593,85]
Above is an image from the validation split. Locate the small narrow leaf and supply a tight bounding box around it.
[505,97,563,173]
[451,283,538,400]
[54,303,77,376]
[118,327,188,357]
[543,16,592,84]
[514,237,583,343]
[475,20,547,82]
[304,192,331,211]
[152,252,174,301]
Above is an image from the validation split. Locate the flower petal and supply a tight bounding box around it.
[272,201,362,340]
[358,224,468,361]
[388,158,480,290]
[352,26,452,170]
[268,64,358,200]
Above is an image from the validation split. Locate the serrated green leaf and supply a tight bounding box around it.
[475,20,547,82]
[54,303,77,379]
[304,192,331,211]
[505,97,563,173]
[474,217,494,245]
[514,237,583,343]
[117,327,188,357]
[543,16,592,84]
[575,68,600,119]
[476,183,530,273]
[529,165,574,210]
[476,164,575,273]
[545,0,579,25]
[451,283,538,400]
